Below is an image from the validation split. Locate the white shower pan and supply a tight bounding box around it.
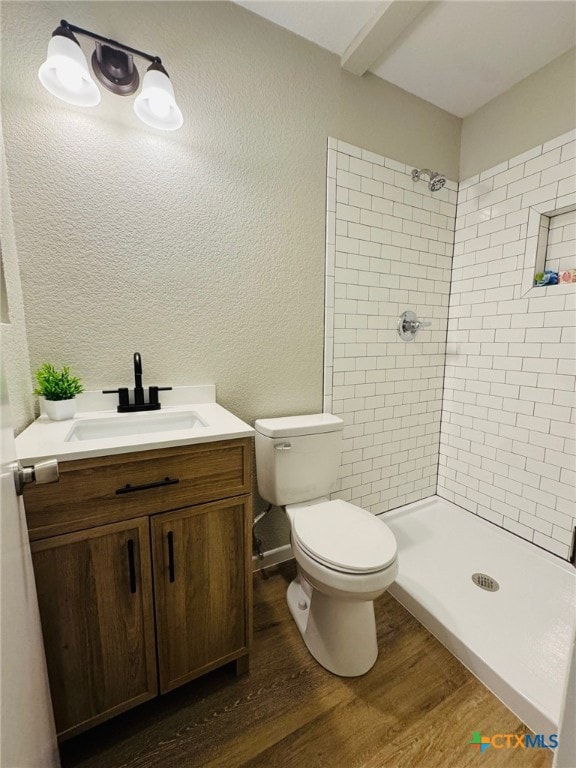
[383,495,575,735]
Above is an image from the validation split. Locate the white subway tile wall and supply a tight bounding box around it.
[438,129,576,559]
[325,138,457,514]
[325,132,576,559]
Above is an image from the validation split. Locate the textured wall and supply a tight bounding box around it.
[0,1,460,548]
[1,130,35,434]
[324,139,456,514]
[460,48,576,181]
[0,2,462,419]
[438,130,576,559]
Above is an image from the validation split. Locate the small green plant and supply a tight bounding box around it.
[33,363,84,401]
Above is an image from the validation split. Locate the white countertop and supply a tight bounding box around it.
[16,387,254,464]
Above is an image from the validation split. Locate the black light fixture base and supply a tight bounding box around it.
[91,41,139,96]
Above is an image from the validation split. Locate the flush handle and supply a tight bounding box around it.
[274,442,292,451]
[12,459,59,496]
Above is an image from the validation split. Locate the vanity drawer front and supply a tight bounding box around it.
[24,438,252,540]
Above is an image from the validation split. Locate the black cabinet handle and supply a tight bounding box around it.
[127,539,137,594]
[167,531,175,583]
[115,477,179,495]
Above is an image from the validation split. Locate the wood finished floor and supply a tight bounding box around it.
[60,562,552,768]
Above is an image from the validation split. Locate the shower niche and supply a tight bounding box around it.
[522,202,576,296]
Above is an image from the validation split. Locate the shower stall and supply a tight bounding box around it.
[324,134,576,740]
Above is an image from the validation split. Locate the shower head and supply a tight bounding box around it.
[411,168,446,192]
[429,172,446,192]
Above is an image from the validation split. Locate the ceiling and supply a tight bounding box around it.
[235,1,576,118]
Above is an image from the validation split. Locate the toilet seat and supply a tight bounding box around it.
[290,499,397,574]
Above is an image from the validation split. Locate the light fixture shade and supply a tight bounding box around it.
[133,66,183,131]
[38,33,101,107]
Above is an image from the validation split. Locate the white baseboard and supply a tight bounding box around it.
[252,543,293,572]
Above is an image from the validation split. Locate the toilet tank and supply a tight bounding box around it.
[254,414,344,506]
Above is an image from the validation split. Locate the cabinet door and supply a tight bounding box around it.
[30,518,157,739]
[152,497,251,693]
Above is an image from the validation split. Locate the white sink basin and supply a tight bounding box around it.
[66,411,207,442]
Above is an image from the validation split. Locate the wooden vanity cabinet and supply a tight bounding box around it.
[24,438,253,740]
[30,518,157,740]
[152,497,252,692]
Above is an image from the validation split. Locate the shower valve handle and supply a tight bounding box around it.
[398,310,431,341]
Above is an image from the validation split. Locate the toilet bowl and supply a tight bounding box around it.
[285,498,398,676]
[254,414,399,677]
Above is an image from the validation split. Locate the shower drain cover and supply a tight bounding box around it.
[472,573,500,592]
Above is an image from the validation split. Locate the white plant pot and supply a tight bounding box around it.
[44,398,76,421]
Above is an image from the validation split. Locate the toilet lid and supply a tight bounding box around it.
[291,500,397,573]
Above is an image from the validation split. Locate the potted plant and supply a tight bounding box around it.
[34,363,84,421]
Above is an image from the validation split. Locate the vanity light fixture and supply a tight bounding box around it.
[38,20,183,131]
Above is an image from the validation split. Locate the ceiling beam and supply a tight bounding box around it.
[341,0,430,77]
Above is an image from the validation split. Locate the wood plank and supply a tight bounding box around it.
[362,677,551,768]
[59,562,553,768]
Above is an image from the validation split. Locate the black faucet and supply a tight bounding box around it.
[103,352,172,413]
[133,352,144,405]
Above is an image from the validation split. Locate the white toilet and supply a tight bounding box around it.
[254,413,398,677]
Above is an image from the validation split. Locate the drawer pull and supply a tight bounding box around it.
[116,477,180,495]
[167,531,175,583]
[127,539,137,594]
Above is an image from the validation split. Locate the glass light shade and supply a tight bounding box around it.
[38,35,101,107]
[133,68,183,131]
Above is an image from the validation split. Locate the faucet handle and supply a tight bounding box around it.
[103,388,130,406]
[148,386,172,406]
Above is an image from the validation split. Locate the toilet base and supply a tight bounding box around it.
[287,574,378,677]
